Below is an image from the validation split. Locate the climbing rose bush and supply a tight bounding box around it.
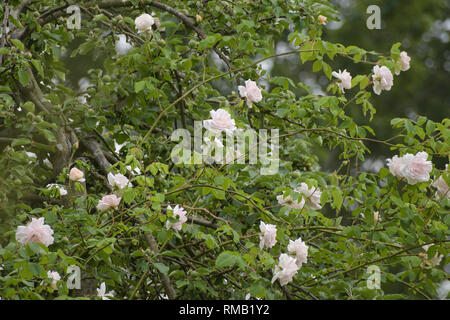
[0,0,448,300]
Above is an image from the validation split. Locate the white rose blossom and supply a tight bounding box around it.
[238,80,262,107]
[271,253,299,286]
[332,69,352,93]
[47,270,61,290]
[372,65,394,95]
[296,182,322,210]
[96,282,115,300]
[166,205,188,231]
[15,217,54,247]
[134,13,154,33]
[97,194,121,211]
[287,237,309,267]
[46,184,67,196]
[107,172,132,190]
[277,191,305,210]
[387,152,432,185]
[203,109,236,135]
[69,167,85,182]
[259,221,277,249]
[277,183,322,210]
[395,51,411,75]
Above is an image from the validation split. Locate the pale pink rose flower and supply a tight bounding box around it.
[203,109,236,134]
[238,80,262,107]
[296,182,322,210]
[47,270,61,290]
[97,194,121,211]
[372,65,394,95]
[386,155,408,178]
[400,52,411,71]
[69,167,85,182]
[332,69,352,93]
[107,172,132,190]
[259,221,277,249]
[15,217,54,247]
[135,13,154,33]
[287,237,309,267]
[96,282,115,300]
[166,205,188,231]
[318,15,327,25]
[271,253,299,286]
[277,192,306,210]
[432,165,449,199]
[402,152,432,185]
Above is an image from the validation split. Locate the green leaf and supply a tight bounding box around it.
[332,188,343,211]
[31,60,44,78]
[134,80,146,93]
[11,138,31,146]
[215,251,236,268]
[154,262,169,275]
[17,69,30,86]
[22,101,35,113]
[10,39,25,51]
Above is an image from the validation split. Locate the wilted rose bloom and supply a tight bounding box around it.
[372,65,393,95]
[271,253,299,286]
[203,109,236,134]
[47,270,61,290]
[361,211,381,223]
[318,15,327,25]
[238,80,262,107]
[296,182,322,210]
[16,217,54,247]
[152,12,161,29]
[115,34,133,55]
[135,13,154,33]
[166,205,188,231]
[287,237,308,267]
[277,191,305,210]
[259,221,277,249]
[69,167,85,182]
[432,168,449,199]
[96,282,115,300]
[97,194,121,211]
[107,172,132,190]
[46,184,67,196]
[332,69,352,93]
[421,244,443,267]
